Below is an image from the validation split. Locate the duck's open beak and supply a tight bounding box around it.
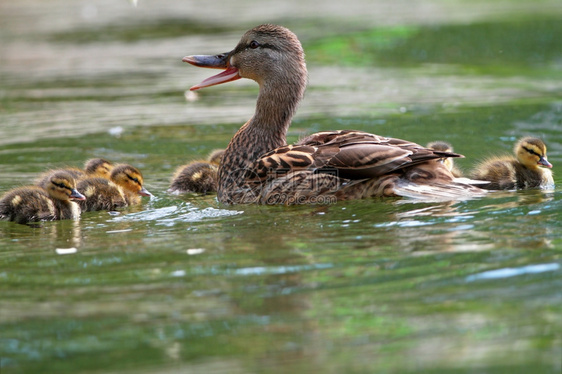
[538,156,553,168]
[183,52,241,91]
[70,189,86,201]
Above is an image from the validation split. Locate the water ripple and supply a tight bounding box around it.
[110,205,243,225]
[465,263,560,282]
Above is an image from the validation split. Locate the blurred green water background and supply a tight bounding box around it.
[1,1,561,373]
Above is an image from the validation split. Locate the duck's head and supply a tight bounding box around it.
[45,171,86,201]
[514,137,552,169]
[110,165,152,197]
[184,24,307,91]
[84,158,113,178]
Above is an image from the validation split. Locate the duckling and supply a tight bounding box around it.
[0,171,86,224]
[35,158,114,187]
[83,158,114,178]
[168,161,218,194]
[167,149,224,194]
[426,141,463,178]
[109,164,152,205]
[470,137,554,190]
[76,177,127,212]
[207,149,225,165]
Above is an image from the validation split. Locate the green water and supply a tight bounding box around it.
[1,1,562,373]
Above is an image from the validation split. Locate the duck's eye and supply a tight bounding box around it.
[249,40,260,49]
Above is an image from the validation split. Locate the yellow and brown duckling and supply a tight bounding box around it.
[182,24,486,203]
[168,161,218,195]
[470,137,554,190]
[35,158,114,187]
[207,149,225,166]
[108,164,152,205]
[76,177,127,212]
[0,171,85,224]
[168,149,224,194]
[83,158,114,178]
[426,141,463,178]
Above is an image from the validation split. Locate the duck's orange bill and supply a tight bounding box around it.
[183,54,241,91]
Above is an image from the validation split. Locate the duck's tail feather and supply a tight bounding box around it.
[393,180,487,202]
[453,177,491,186]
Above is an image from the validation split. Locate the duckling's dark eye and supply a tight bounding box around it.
[522,146,541,157]
[126,174,140,184]
[53,181,70,190]
[249,40,260,49]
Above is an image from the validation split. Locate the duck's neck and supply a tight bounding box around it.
[218,77,306,202]
[252,80,303,147]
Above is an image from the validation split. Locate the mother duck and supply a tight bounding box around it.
[184,24,485,204]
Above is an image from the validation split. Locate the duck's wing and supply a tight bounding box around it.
[253,130,463,181]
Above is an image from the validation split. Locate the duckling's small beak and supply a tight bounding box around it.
[138,186,152,197]
[70,189,86,201]
[538,156,553,168]
[183,53,241,91]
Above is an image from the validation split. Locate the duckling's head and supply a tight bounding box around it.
[84,158,113,178]
[184,24,307,93]
[45,171,86,201]
[514,137,553,169]
[207,149,225,165]
[427,141,455,172]
[110,165,152,197]
[427,141,454,153]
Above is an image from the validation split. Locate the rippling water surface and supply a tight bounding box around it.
[1,1,561,373]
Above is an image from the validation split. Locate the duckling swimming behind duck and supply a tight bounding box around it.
[470,137,554,190]
[0,171,85,224]
[168,149,224,195]
[168,161,218,195]
[109,164,152,205]
[426,141,463,178]
[207,149,225,166]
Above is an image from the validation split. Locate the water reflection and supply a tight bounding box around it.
[0,218,82,250]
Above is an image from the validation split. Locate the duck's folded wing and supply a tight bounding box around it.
[252,130,463,181]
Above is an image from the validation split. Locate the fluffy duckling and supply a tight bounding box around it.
[470,137,554,190]
[36,158,114,187]
[168,161,218,194]
[0,171,86,224]
[207,149,225,165]
[76,177,127,212]
[426,141,463,178]
[168,149,225,194]
[109,164,152,205]
[83,158,114,178]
